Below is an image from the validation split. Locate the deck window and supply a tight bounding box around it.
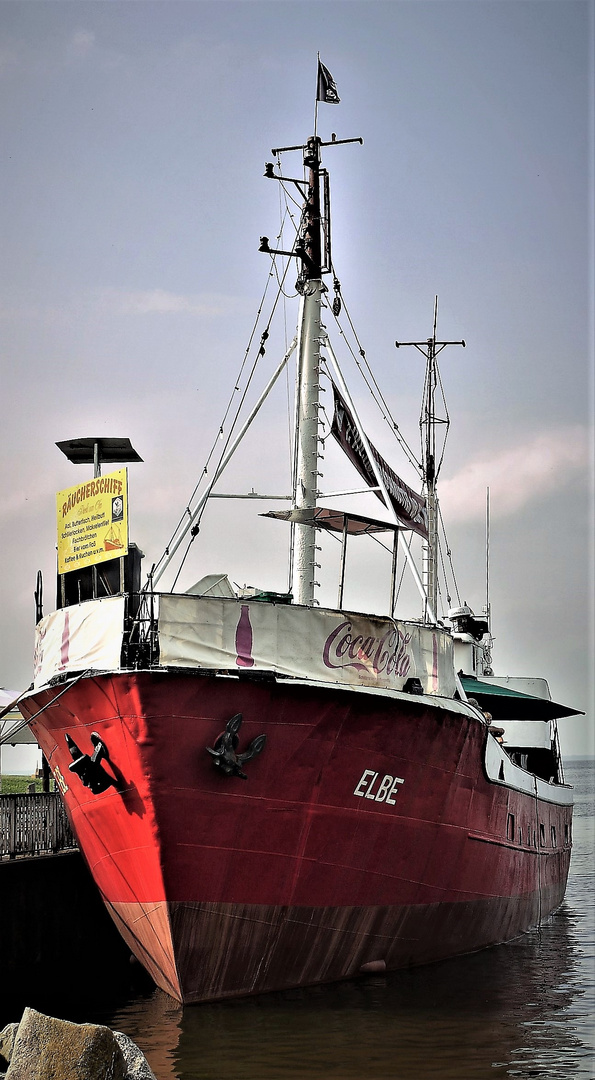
[507,813,515,842]
[551,825,557,847]
[539,823,546,846]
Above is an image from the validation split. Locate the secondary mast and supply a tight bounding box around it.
[396,299,465,620]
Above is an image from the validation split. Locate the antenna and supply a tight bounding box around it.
[314,52,320,137]
[482,485,494,675]
[486,486,491,632]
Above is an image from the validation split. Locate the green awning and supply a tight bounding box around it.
[460,676,582,721]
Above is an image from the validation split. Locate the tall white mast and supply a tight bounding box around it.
[293,281,323,604]
[262,132,361,605]
[291,137,324,605]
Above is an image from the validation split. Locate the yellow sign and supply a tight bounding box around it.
[56,468,129,575]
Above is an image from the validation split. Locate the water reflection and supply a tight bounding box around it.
[105,762,594,1080]
[103,897,591,1080]
[110,988,182,1080]
[4,764,590,1080]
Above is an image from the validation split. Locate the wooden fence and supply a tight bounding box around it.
[0,793,77,858]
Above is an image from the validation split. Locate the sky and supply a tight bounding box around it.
[0,0,592,766]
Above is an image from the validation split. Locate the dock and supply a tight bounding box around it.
[1,791,141,1008]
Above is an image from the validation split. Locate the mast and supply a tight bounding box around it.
[395,298,465,621]
[293,136,324,606]
[422,299,440,618]
[261,131,361,605]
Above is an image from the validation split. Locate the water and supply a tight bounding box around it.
[5,761,594,1079]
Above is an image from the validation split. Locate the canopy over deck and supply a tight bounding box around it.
[461,676,582,721]
[261,507,398,535]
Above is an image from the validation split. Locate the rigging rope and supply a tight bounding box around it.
[434,364,451,478]
[392,532,411,611]
[0,670,93,745]
[326,287,422,476]
[436,532,452,612]
[152,251,298,589]
[438,503,461,608]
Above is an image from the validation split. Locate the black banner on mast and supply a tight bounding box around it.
[331,382,429,540]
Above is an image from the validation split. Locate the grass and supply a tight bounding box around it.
[0,775,53,794]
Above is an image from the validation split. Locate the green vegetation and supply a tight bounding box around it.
[0,775,53,794]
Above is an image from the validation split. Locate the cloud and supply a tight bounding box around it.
[107,289,236,317]
[68,30,96,59]
[438,426,589,522]
[0,289,241,322]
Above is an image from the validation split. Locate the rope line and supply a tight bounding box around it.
[326,288,422,475]
[151,253,297,586]
[0,670,93,745]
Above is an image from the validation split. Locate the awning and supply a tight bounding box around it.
[0,713,39,745]
[460,676,582,721]
[261,507,398,535]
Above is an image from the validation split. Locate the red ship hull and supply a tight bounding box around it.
[19,671,572,1003]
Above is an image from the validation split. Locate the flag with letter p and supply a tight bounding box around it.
[317,60,340,104]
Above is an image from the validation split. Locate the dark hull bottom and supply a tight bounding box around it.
[106,885,565,1004]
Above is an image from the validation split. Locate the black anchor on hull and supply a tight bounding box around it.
[65,731,114,795]
[206,713,266,779]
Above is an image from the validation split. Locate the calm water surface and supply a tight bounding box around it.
[11,761,595,1079]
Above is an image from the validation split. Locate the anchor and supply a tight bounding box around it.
[206,713,267,780]
[65,731,113,795]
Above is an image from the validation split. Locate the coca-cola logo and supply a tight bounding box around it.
[322,619,412,679]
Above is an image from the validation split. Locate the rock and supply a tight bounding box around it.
[113,1032,157,1080]
[5,1007,126,1080]
[0,1024,18,1070]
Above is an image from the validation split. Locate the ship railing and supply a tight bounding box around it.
[0,792,77,859]
[121,590,160,669]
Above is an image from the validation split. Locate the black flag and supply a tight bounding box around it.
[317,61,340,104]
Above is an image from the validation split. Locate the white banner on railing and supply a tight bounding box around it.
[33,596,125,688]
[158,595,456,697]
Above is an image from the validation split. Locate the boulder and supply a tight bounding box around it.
[5,1007,126,1080]
[0,1024,18,1071]
[113,1032,156,1080]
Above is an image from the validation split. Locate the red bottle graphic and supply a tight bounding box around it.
[431,632,438,693]
[59,609,70,671]
[235,605,255,668]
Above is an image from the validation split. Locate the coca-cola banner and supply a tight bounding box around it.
[33,596,125,689]
[158,595,456,697]
[331,383,429,540]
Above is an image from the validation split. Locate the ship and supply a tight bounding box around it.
[17,68,580,1005]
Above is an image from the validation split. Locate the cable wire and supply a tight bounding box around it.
[326,287,422,475]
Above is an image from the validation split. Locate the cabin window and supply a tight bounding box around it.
[507,813,515,842]
[551,825,556,848]
[518,828,522,846]
[539,823,546,846]
[564,823,569,845]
